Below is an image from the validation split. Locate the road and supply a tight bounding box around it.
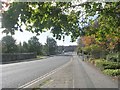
[1,52,72,88]
[1,52,118,88]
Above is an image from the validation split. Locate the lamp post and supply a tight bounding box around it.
[62,37,65,53]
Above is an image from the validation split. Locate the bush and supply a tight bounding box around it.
[104,63,120,69]
[106,53,119,62]
[95,59,120,70]
[82,44,104,59]
[95,59,106,70]
[103,69,120,76]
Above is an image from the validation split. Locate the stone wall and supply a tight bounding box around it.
[1,53,37,63]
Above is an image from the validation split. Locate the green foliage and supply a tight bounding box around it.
[3,2,117,40]
[85,2,120,51]
[2,2,28,34]
[1,35,58,55]
[1,35,18,53]
[42,44,49,56]
[103,69,120,76]
[28,36,43,55]
[22,41,29,53]
[2,2,80,40]
[77,46,82,55]
[81,46,91,55]
[106,53,119,62]
[2,2,120,49]
[90,59,120,76]
[82,44,101,53]
[81,44,103,58]
[95,59,120,70]
[17,42,23,53]
[45,37,57,55]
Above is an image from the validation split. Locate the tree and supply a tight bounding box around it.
[0,41,2,53]
[28,36,42,55]
[1,2,120,48]
[1,35,17,53]
[22,41,29,53]
[42,44,49,56]
[85,12,120,52]
[1,2,95,40]
[81,36,95,46]
[45,37,57,55]
[17,42,23,53]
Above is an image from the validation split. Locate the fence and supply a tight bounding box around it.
[1,53,37,63]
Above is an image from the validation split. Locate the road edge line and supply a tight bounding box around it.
[18,58,72,88]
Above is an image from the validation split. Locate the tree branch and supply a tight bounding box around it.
[63,2,86,10]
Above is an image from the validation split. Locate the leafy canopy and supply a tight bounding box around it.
[1,35,17,53]
[2,1,120,42]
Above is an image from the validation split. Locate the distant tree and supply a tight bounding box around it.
[42,44,49,56]
[22,41,29,53]
[28,36,42,55]
[1,35,17,53]
[17,42,23,53]
[0,41,2,53]
[46,37,57,55]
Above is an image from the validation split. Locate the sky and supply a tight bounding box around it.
[0,28,77,46]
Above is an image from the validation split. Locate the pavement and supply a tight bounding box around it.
[33,53,118,88]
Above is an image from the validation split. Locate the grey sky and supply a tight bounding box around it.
[0,28,77,46]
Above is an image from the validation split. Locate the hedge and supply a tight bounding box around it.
[103,69,120,76]
[95,59,120,70]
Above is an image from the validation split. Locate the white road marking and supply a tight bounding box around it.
[18,58,72,88]
[73,79,74,88]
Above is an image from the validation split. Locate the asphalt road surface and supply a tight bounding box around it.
[1,52,72,88]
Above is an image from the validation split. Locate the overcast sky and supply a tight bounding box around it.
[0,28,77,46]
